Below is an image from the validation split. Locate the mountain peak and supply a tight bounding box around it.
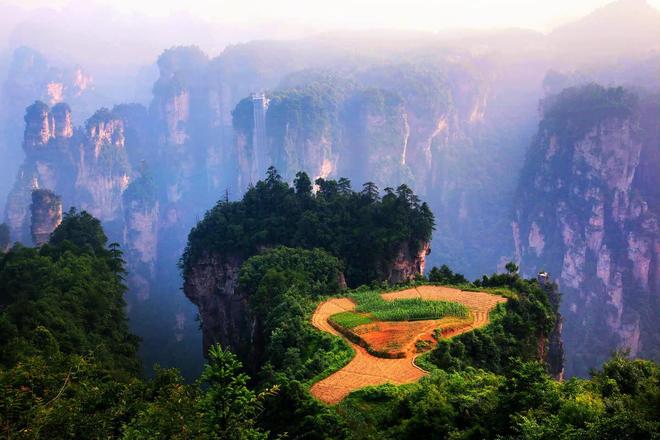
[550,0,660,58]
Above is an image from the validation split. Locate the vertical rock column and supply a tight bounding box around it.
[251,93,269,182]
[30,189,62,246]
[538,272,565,380]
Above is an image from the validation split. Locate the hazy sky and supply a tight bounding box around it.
[7,0,660,33]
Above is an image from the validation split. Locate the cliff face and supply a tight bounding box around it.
[5,103,132,241]
[30,189,62,246]
[341,89,410,187]
[388,242,431,284]
[538,272,565,380]
[123,171,159,301]
[75,109,130,223]
[183,242,430,360]
[513,85,659,376]
[0,47,98,212]
[183,253,250,361]
[226,58,536,279]
[4,102,77,242]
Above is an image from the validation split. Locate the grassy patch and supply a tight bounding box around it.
[350,290,469,321]
[330,312,374,329]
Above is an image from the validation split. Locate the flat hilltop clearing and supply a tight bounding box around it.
[329,289,472,358]
[310,285,507,404]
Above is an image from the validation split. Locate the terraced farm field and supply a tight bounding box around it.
[310,286,507,404]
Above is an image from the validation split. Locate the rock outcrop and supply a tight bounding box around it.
[513,85,659,376]
[4,102,77,242]
[183,253,250,361]
[122,169,159,301]
[0,47,97,212]
[388,242,431,284]
[537,272,565,380]
[30,189,62,246]
[75,109,130,223]
[4,103,131,242]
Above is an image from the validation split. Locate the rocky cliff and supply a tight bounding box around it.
[388,242,431,284]
[513,85,659,376]
[30,189,62,246]
[537,272,565,380]
[183,252,249,361]
[0,47,97,212]
[4,102,77,243]
[226,57,537,278]
[75,109,130,224]
[3,98,205,377]
[122,169,159,301]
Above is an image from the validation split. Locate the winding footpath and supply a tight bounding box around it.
[309,285,507,404]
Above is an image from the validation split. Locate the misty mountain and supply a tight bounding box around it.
[550,0,660,59]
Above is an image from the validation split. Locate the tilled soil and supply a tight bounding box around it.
[309,286,507,404]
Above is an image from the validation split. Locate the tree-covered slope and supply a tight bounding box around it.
[182,167,434,287]
[0,209,139,374]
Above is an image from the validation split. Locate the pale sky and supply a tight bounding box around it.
[7,0,660,33]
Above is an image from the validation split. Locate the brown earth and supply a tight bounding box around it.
[309,286,507,404]
[353,316,473,358]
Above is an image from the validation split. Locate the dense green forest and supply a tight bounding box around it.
[182,167,434,286]
[1,188,659,438]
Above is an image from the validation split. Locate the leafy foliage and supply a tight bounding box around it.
[540,84,637,140]
[237,247,353,438]
[338,354,660,440]
[428,264,468,285]
[426,269,556,374]
[0,210,276,439]
[196,345,271,440]
[237,247,350,382]
[182,168,434,286]
[0,209,138,373]
[48,208,111,257]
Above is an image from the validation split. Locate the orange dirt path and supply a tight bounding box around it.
[309,286,507,404]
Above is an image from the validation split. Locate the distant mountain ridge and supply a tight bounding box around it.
[550,0,660,57]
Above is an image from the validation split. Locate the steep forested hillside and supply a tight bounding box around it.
[182,167,434,286]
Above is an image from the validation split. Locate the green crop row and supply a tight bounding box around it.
[330,311,374,328]
[350,290,469,322]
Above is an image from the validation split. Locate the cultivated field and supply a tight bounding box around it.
[309,285,507,404]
